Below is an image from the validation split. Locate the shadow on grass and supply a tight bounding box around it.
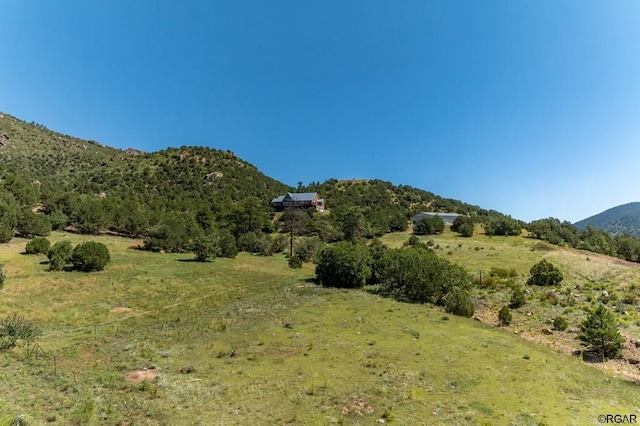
[573,349,615,364]
[176,258,209,263]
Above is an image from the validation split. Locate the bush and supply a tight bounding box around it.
[0,225,13,244]
[17,211,52,237]
[0,264,5,290]
[47,240,73,271]
[378,246,473,309]
[237,232,260,253]
[71,241,110,272]
[217,229,238,258]
[25,237,51,255]
[578,304,624,359]
[509,287,527,309]
[294,236,322,263]
[192,234,221,262]
[451,216,474,237]
[0,313,42,351]
[527,259,563,286]
[553,316,568,331]
[414,216,445,235]
[444,288,475,317]
[315,242,372,288]
[288,254,303,269]
[498,305,512,326]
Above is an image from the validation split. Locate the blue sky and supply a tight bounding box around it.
[2,1,639,222]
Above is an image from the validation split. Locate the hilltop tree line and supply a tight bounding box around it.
[526,218,640,263]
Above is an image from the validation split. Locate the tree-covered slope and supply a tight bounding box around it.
[0,111,519,247]
[574,202,640,237]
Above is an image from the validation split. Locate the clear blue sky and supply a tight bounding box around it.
[2,1,639,223]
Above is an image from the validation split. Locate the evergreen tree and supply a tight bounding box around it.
[578,304,624,359]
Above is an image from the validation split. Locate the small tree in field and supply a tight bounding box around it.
[71,241,110,272]
[527,259,563,286]
[192,234,221,262]
[578,304,624,359]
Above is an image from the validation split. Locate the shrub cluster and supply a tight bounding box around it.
[47,240,110,272]
[315,242,475,317]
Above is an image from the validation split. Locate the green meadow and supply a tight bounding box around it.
[1,231,639,425]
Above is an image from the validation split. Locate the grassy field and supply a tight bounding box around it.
[1,231,640,424]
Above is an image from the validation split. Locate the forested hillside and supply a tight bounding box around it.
[0,111,519,251]
[574,202,640,238]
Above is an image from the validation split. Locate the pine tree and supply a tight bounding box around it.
[578,304,624,359]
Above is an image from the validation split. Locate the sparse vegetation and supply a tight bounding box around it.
[0,313,42,351]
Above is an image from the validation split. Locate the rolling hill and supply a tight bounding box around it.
[575,202,640,237]
[0,111,514,243]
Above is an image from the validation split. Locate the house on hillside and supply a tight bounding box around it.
[412,212,462,225]
[271,192,325,212]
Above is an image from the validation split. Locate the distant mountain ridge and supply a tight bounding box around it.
[574,202,640,237]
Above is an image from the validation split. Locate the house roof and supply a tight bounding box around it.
[286,192,317,201]
[271,192,319,204]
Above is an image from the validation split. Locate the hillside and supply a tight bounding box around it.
[1,231,640,424]
[575,202,640,237]
[0,111,516,244]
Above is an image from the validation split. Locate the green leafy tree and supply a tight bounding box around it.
[0,204,18,243]
[498,305,512,326]
[48,210,68,231]
[451,216,474,237]
[368,238,388,284]
[71,241,110,272]
[484,216,521,236]
[336,207,368,242]
[527,259,563,286]
[578,304,624,359]
[192,234,221,262]
[315,242,372,288]
[294,236,323,263]
[25,237,51,255]
[217,229,238,258]
[17,210,52,237]
[47,240,73,271]
[414,215,445,235]
[377,246,472,310]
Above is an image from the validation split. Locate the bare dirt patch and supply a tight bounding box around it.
[110,307,133,314]
[124,368,158,384]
